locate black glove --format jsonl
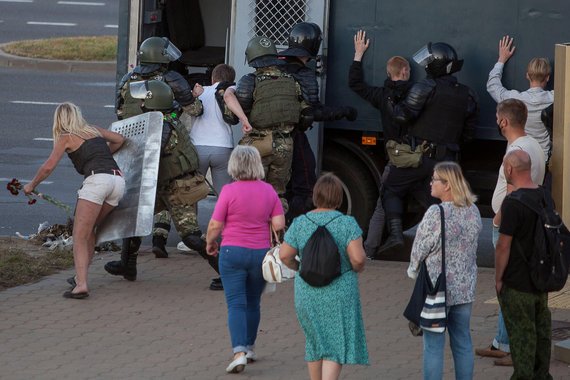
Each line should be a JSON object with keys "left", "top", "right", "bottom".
{"left": 343, "top": 106, "right": 357, "bottom": 121}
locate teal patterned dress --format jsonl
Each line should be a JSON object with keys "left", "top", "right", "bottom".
{"left": 284, "top": 210, "right": 369, "bottom": 365}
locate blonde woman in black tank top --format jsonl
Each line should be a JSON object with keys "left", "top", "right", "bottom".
{"left": 24, "top": 102, "right": 126, "bottom": 299}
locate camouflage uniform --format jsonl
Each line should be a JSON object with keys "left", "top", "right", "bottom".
{"left": 236, "top": 65, "right": 305, "bottom": 213}
{"left": 498, "top": 285, "right": 552, "bottom": 379}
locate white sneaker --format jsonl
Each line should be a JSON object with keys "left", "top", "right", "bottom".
{"left": 246, "top": 351, "right": 257, "bottom": 363}
{"left": 176, "top": 241, "right": 191, "bottom": 252}
{"left": 226, "top": 355, "right": 247, "bottom": 373}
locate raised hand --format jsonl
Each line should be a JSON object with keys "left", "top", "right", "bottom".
{"left": 498, "top": 35, "right": 516, "bottom": 64}
{"left": 354, "top": 29, "right": 370, "bottom": 62}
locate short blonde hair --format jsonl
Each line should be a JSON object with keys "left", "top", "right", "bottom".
{"left": 227, "top": 145, "right": 265, "bottom": 181}
{"left": 312, "top": 172, "right": 343, "bottom": 209}
{"left": 527, "top": 58, "right": 551, "bottom": 83}
{"left": 52, "top": 102, "right": 100, "bottom": 146}
{"left": 387, "top": 56, "right": 410, "bottom": 79}
{"left": 434, "top": 161, "right": 477, "bottom": 207}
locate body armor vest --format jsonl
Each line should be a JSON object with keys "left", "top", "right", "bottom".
{"left": 158, "top": 114, "right": 200, "bottom": 186}
{"left": 249, "top": 68, "right": 301, "bottom": 131}
{"left": 409, "top": 81, "right": 469, "bottom": 145}
{"left": 119, "top": 71, "right": 166, "bottom": 119}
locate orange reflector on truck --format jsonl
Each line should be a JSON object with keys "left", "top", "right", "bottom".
{"left": 362, "top": 136, "right": 376, "bottom": 145}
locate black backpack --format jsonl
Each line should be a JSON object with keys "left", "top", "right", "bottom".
{"left": 507, "top": 188, "right": 570, "bottom": 292}
{"left": 299, "top": 214, "right": 342, "bottom": 287}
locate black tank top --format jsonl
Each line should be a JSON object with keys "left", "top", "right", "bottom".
{"left": 67, "top": 136, "right": 119, "bottom": 175}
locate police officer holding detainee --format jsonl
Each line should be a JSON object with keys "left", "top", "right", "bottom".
{"left": 224, "top": 36, "right": 309, "bottom": 214}
{"left": 377, "top": 42, "right": 478, "bottom": 254}
{"left": 105, "top": 80, "right": 220, "bottom": 287}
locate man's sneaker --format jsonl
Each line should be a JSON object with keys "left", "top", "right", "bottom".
{"left": 475, "top": 344, "right": 509, "bottom": 358}
{"left": 210, "top": 277, "right": 223, "bottom": 291}
{"left": 493, "top": 354, "right": 513, "bottom": 366}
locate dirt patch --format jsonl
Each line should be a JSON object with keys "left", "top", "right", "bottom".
{"left": 0, "top": 236, "right": 74, "bottom": 290}
{"left": 0, "top": 231, "right": 121, "bottom": 290}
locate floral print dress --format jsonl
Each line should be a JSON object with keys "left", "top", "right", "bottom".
{"left": 284, "top": 210, "right": 369, "bottom": 364}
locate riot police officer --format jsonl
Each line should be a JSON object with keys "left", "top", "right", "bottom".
{"left": 279, "top": 22, "right": 357, "bottom": 223}
{"left": 378, "top": 42, "right": 478, "bottom": 253}
{"left": 224, "top": 36, "right": 309, "bottom": 213}
{"left": 115, "top": 36, "right": 206, "bottom": 260}
{"left": 105, "top": 80, "right": 219, "bottom": 286}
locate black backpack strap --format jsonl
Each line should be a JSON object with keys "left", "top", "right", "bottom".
{"left": 438, "top": 205, "right": 446, "bottom": 275}
{"left": 304, "top": 212, "right": 342, "bottom": 227}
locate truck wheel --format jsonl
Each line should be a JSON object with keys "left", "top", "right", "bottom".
{"left": 323, "top": 149, "right": 378, "bottom": 232}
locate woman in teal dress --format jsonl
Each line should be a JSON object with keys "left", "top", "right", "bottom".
{"left": 280, "top": 173, "right": 369, "bottom": 380}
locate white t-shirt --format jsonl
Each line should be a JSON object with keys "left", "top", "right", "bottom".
{"left": 190, "top": 82, "right": 236, "bottom": 148}
{"left": 491, "top": 135, "right": 546, "bottom": 214}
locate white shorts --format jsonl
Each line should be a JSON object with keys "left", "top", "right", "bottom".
{"left": 77, "top": 173, "right": 125, "bottom": 206}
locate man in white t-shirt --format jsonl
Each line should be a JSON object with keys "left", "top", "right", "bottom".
{"left": 476, "top": 98, "right": 545, "bottom": 365}
{"left": 152, "top": 65, "right": 238, "bottom": 291}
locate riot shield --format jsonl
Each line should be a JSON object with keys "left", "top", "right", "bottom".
{"left": 96, "top": 112, "right": 163, "bottom": 244}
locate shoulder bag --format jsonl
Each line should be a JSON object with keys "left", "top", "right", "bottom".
{"left": 403, "top": 205, "right": 448, "bottom": 334}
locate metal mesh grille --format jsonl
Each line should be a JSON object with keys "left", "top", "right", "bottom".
{"left": 252, "top": 0, "right": 308, "bottom": 46}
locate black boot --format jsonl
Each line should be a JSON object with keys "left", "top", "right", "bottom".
{"left": 152, "top": 235, "right": 168, "bottom": 258}
{"left": 183, "top": 232, "right": 220, "bottom": 275}
{"left": 104, "top": 237, "right": 141, "bottom": 281}
{"left": 376, "top": 217, "right": 404, "bottom": 255}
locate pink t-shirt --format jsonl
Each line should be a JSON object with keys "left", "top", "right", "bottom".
{"left": 211, "top": 180, "right": 283, "bottom": 249}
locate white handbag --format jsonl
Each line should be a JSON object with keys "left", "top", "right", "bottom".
{"left": 262, "top": 245, "right": 283, "bottom": 283}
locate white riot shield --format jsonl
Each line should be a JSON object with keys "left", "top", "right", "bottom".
{"left": 96, "top": 112, "right": 163, "bottom": 244}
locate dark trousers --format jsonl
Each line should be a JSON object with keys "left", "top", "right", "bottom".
{"left": 382, "top": 157, "right": 437, "bottom": 219}
{"left": 498, "top": 284, "right": 552, "bottom": 380}
{"left": 286, "top": 131, "right": 316, "bottom": 222}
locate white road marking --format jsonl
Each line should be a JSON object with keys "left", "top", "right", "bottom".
{"left": 57, "top": 1, "right": 104, "bottom": 5}
{"left": 33, "top": 138, "right": 54, "bottom": 141}
{"left": 104, "top": 24, "right": 118, "bottom": 28}
{"left": 27, "top": 21, "right": 77, "bottom": 27}
{"left": 0, "top": 0, "right": 33, "bottom": 3}
{"left": 11, "top": 101, "right": 60, "bottom": 106}
{"left": 11, "top": 101, "right": 114, "bottom": 109}
{"left": 1, "top": 178, "right": 53, "bottom": 184}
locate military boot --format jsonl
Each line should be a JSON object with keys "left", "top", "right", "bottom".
{"left": 152, "top": 235, "right": 168, "bottom": 258}
{"left": 104, "top": 237, "right": 141, "bottom": 281}
{"left": 376, "top": 217, "right": 404, "bottom": 254}
{"left": 182, "top": 231, "right": 221, "bottom": 281}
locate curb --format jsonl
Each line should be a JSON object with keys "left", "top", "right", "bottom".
{"left": 0, "top": 43, "right": 116, "bottom": 73}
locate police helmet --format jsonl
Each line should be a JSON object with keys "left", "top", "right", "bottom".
{"left": 129, "top": 80, "right": 174, "bottom": 110}
{"left": 280, "top": 22, "right": 323, "bottom": 58}
{"left": 413, "top": 42, "right": 464, "bottom": 77}
{"left": 245, "top": 36, "right": 278, "bottom": 67}
{"left": 138, "top": 37, "right": 182, "bottom": 64}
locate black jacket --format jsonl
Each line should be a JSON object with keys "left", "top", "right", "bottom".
{"left": 394, "top": 75, "right": 478, "bottom": 145}
{"left": 348, "top": 61, "right": 411, "bottom": 141}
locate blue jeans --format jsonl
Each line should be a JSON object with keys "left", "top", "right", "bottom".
{"left": 423, "top": 303, "right": 474, "bottom": 380}
{"left": 492, "top": 226, "right": 510, "bottom": 352}
{"left": 219, "top": 245, "right": 267, "bottom": 354}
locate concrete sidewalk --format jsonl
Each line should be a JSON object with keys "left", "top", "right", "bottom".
{"left": 1, "top": 247, "right": 569, "bottom": 379}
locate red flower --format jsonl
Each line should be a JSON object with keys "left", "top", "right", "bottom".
{"left": 28, "top": 198, "right": 37, "bottom": 205}
{"left": 7, "top": 178, "right": 21, "bottom": 195}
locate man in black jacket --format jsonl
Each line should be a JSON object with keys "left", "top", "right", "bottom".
{"left": 381, "top": 42, "right": 478, "bottom": 253}
{"left": 348, "top": 29, "right": 412, "bottom": 258}
{"left": 279, "top": 23, "right": 357, "bottom": 223}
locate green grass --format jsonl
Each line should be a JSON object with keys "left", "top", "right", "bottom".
{"left": 2, "top": 36, "right": 117, "bottom": 61}
{"left": 0, "top": 247, "right": 74, "bottom": 290}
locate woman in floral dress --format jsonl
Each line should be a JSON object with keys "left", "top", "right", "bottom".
{"left": 280, "top": 172, "right": 369, "bottom": 380}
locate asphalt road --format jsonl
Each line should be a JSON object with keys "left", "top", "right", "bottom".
{"left": 0, "top": 0, "right": 119, "bottom": 44}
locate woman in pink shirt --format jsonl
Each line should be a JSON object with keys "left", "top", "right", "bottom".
{"left": 206, "top": 146, "right": 285, "bottom": 374}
